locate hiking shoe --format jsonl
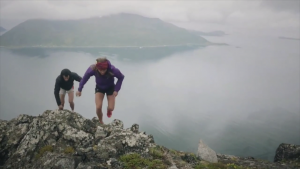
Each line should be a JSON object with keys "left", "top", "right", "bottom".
{"left": 107, "top": 110, "right": 112, "bottom": 118}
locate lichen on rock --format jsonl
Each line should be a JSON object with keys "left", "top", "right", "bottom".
{"left": 0, "top": 110, "right": 299, "bottom": 169}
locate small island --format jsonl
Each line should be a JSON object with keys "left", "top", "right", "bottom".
{"left": 278, "top": 36, "right": 300, "bottom": 41}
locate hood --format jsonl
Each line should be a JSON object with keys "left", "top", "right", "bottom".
{"left": 60, "top": 69, "right": 71, "bottom": 78}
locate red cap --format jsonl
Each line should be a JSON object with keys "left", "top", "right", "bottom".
{"left": 96, "top": 61, "right": 108, "bottom": 70}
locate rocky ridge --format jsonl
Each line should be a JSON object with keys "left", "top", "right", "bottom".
{"left": 0, "top": 109, "right": 299, "bottom": 169}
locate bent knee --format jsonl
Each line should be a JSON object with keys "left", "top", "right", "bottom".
{"left": 96, "top": 104, "right": 103, "bottom": 110}
{"left": 108, "top": 106, "right": 114, "bottom": 111}
{"left": 69, "top": 101, "right": 74, "bottom": 104}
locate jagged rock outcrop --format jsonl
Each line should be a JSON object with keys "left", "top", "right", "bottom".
{"left": 274, "top": 143, "right": 300, "bottom": 165}
{"left": 0, "top": 110, "right": 299, "bottom": 169}
{"left": 0, "top": 110, "right": 156, "bottom": 169}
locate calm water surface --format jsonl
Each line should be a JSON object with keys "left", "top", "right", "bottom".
{"left": 0, "top": 34, "right": 299, "bottom": 161}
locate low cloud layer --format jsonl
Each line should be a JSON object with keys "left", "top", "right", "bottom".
{"left": 0, "top": 1, "right": 299, "bottom": 37}
{"left": 260, "top": 0, "right": 300, "bottom": 13}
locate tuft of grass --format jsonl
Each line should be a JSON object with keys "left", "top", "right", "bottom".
{"left": 35, "top": 145, "right": 53, "bottom": 159}
{"left": 149, "top": 146, "right": 172, "bottom": 166}
{"left": 149, "top": 147, "right": 164, "bottom": 159}
{"left": 169, "top": 149, "right": 178, "bottom": 155}
{"left": 226, "top": 163, "right": 251, "bottom": 169}
{"left": 119, "top": 153, "right": 168, "bottom": 169}
{"left": 230, "top": 157, "right": 238, "bottom": 161}
{"left": 190, "top": 153, "right": 197, "bottom": 157}
{"left": 64, "top": 146, "right": 75, "bottom": 154}
{"left": 195, "top": 163, "right": 210, "bottom": 169}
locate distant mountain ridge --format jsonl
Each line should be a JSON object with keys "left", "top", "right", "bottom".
{"left": 0, "top": 13, "right": 212, "bottom": 47}
{"left": 0, "top": 27, "right": 6, "bottom": 32}
{"left": 190, "top": 30, "right": 227, "bottom": 36}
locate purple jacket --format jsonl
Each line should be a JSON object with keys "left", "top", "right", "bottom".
{"left": 78, "top": 60, "right": 124, "bottom": 92}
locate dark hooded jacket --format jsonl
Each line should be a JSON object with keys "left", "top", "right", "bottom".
{"left": 54, "top": 69, "right": 82, "bottom": 106}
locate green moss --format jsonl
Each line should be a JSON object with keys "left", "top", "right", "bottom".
{"left": 149, "top": 146, "right": 172, "bottom": 166}
{"left": 35, "top": 145, "right": 53, "bottom": 159}
{"left": 169, "top": 149, "right": 178, "bottom": 155}
{"left": 194, "top": 162, "right": 249, "bottom": 169}
{"left": 183, "top": 152, "right": 199, "bottom": 161}
{"left": 147, "top": 159, "right": 168, "bottom": 169}
{"left": 149, "top": 147, "right": 164, "bottom": 159}
{"left": 64, "top": 146, "right": 75, "bottom": 154}
{"left": 226, "top": 163, "right": 250, "bottom": 169}
{"left": 190, "top": 153, "right": 197, "bottom": 157}
{"left": 195, "top": 163, "right": 209, "bottom": 169}
{"left": 119, "top": 153, "right": 168, "bottom": 169}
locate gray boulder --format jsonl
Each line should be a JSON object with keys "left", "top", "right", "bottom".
{"left": 197, "top": 139, "right": 218, "bottom": 163}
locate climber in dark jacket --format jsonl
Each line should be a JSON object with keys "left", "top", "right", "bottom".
{"left": 54, "top": 69, "right": 82, "bottom": 112}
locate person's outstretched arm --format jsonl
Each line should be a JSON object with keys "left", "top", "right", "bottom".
{"left": 113, "top": 67, "right": 125, "bottom": 92}
{"left": 54, "top": 77, "right": 61, "bottom": 106}
{"left": 78, "top": 66, "right": 94, "bottom": 92}
{"left": 72, "top": 72, "right": 82, "bottom": 82}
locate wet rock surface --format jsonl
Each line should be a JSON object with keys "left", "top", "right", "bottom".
{"left": 0, "top": 110, "right": 299, "bottom": 169}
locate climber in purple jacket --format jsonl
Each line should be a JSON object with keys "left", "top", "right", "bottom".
{"left": 76, "top": 57, "right": 125, "bottom": 124}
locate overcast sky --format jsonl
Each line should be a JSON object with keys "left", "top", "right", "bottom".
{"left": 0, "top": 0, "right": 299, "bottom": 37}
